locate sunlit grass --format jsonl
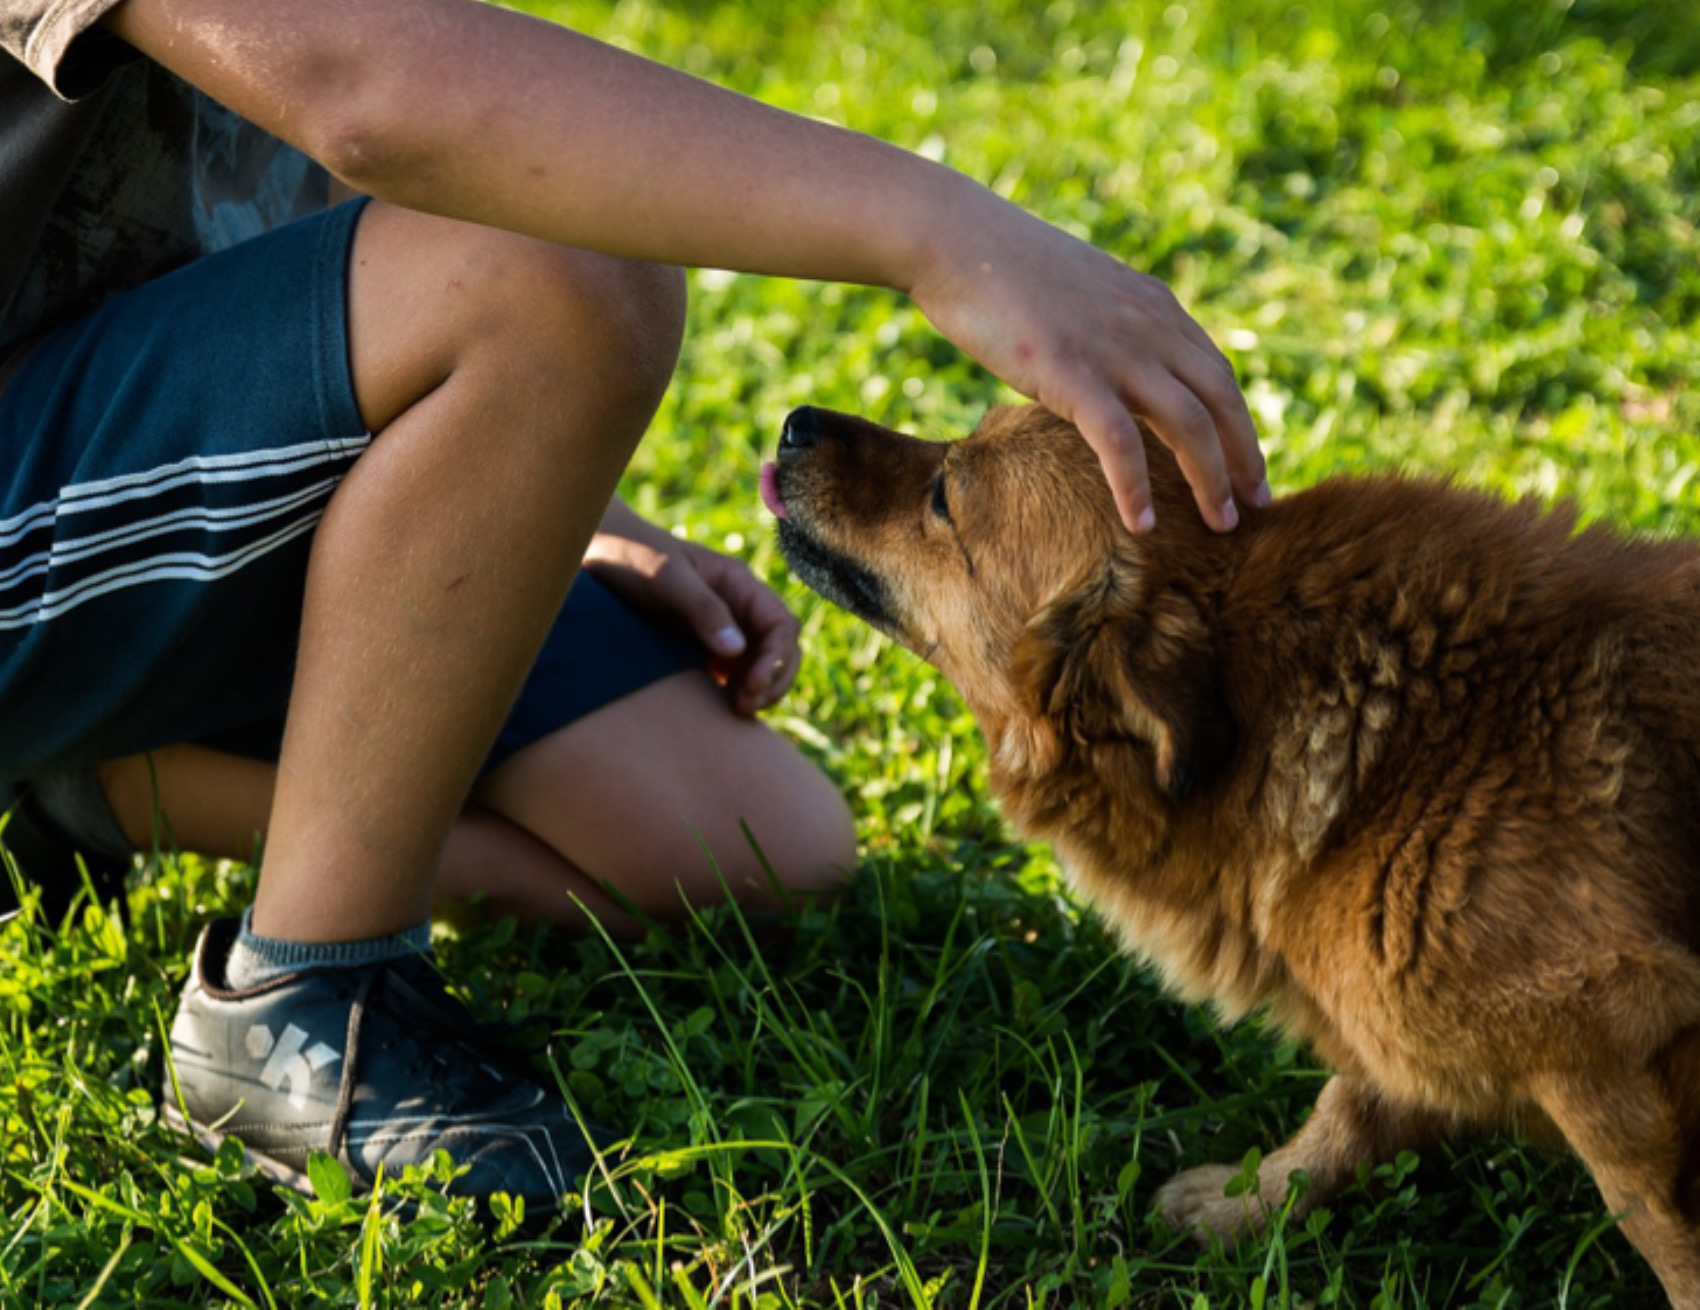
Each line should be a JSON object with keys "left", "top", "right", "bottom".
{"left": 3, "top": 0, "right": 1696, "bottom": 1304}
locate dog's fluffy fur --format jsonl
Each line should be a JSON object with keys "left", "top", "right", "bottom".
{"left": 771, "top": 403, "right": 1700, "bottom": 1303}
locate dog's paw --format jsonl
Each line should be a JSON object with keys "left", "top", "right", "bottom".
{"left": 1153, "top": 1164, "right": 1274, "bottom": 1247}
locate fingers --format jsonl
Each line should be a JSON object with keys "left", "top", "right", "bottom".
{"left": 1131, "top": 369, "right": 1240, "bottom": 532}
{"left": 1170, "top": 302, "right": 1238, "bottom": 385}
{"left": 1067, "top": 386, "right": 1156, "bottom": 533}
{"left": 1071, "top": 343, "right": 1267, "bottom": 535}
{"left": 1170, "top": 329, "right": 1270, "bottom": 512}
{"left": 734, "top": 580, "right": 801, "bottom": 715}
{"left": 731, "top": 631, "right": 799, "bottom": 716}
{"left": 686, "top": 548, "right": 801, "bottom": 715}
{"left": 1129, "top": 282, "right": 1268, "bottom": 525}
{"left": 648, "top": 551, "right": 745, "bottom": 659}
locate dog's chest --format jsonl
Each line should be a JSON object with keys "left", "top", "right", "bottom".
{"left": 1053, "top": 840, "right": 1282, "bottom": 1023}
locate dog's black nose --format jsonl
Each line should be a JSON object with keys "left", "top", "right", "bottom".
{"left": 781, "top": 406, "right": 821, "bottom": 452}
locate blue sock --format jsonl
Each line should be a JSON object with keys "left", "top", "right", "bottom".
{"left": 223, "top": 906, "right": 432, "bottom": 989}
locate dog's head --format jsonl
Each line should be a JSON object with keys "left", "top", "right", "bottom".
{"left": 766, "top": 404, "right": 1236, "bottom": 801}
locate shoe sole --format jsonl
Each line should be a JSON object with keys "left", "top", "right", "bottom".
{"left": 160, "top": 1100, "right": 566, "bottom": 1226}
{"left": 162, "top": 1100, "right": 322, "bottom": 1197}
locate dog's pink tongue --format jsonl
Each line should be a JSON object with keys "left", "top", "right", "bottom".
{"left": 759, "top": 461, "right": 789, "bottom": 519}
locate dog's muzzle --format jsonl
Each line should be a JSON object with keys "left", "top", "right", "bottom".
{"left": 766, "top": 406, "right": 901, "bottom": 634}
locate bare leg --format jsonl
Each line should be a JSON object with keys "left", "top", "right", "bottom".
{"left": 97, "top": 673, "right": 855, "bottom": 934}
{"left": 1153, "top": 1074, "right": 1451, "bottom": 1244}
{"left": 470, "top": 669, "right": 855, "bottom": 919}
{"left": 245, "top": 202, "right": 685, "bottom": 942}
{"left": 98, "top": 742, "right": 627, "bottom": 923}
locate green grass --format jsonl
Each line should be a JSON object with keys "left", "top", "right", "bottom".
{"left": 5, "top": 0, "right": 1699, "bottom": 1304}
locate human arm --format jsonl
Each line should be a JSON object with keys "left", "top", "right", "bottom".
{"left": 103, "top": 0, "right": 1266, "bottom": 531}
{"left": 584, "top": 501, "right": 799, "bottom": 717}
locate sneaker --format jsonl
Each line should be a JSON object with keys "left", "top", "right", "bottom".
{"left": 0, "top": 781, "right": 130, "bottom": 923}
{"left": 162, "top": 918, "right": 604, "bottom": 1205}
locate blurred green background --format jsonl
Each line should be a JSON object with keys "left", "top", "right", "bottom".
{"left": 515, "top": 0, "right": 1699, "bottom": 543}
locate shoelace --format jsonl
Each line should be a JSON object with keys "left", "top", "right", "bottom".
{"left": 388, "top": 957, "right": 553, "bottom": 1067}
{"left": 322, "top": 959, "right": 550, "bottom": 1168}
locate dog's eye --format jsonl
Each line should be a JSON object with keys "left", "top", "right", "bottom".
{"left": 930, "top": 474, "right": 953, "bottom": 524}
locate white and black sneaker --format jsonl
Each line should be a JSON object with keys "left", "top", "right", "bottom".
{"left": 163, "top": 919, "right": 603, "bottom": 1206}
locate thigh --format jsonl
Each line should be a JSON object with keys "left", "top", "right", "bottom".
{"left": 473, "top": 668, "right": 856, "bottom": 916}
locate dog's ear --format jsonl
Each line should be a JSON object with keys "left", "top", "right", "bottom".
{"left": 1011, "top": 562, "right": 1235, "bottom": 801}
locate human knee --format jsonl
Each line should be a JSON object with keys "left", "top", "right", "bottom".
{"left": 350, "top": 205, "right": 686, "bottom": 430}
{"left": 780, "top": 780, "right": 857, "bottom": 895}
{"left": 513, "top": 247, "right": 686, "bottom": 416}
{"left": 724, "top": 756, "right": 857, "bottom": 904}
{"left": 472, "top": 236, "right": 683, "bottom": 396}
{"left": 612, "top": 735, "right": 855, "bottom": 914}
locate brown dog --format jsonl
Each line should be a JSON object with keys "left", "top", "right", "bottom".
{"left": 764, "top": 402, "right": 1700, "bottom": 1304}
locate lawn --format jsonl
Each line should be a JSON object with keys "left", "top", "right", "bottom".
{"left": 4, "top": 0, "right": 1699, "bottom": 1305}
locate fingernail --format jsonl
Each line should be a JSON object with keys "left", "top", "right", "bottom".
{"left": 1252, "top": 478, "right": 1273, "bottom": 509}
{"left": 1136, "top": 507, "right": 1157, "bottom": 533}
{"left": 713, "top": 625, "right": 746, "bottom": 655}
{"left": 1219, "top": 498, "right": 1240, "bottom": 531}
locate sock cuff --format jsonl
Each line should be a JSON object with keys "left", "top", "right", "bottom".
{"left": 226, "top": 906, "right": 432, "bottom": 989}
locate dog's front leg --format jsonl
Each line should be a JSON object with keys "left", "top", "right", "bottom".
{"left": 1153, "top": 1074, "right": 1448, "bottom": 1247}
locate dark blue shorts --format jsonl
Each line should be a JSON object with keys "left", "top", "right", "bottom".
{"left": 0, "top": 199, "right": 703, "bottom": 781}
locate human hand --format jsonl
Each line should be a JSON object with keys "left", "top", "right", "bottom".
{"left": 584, "top": 532, "right": 800, "bottom": 716}
{"left": 904, "top": 185, "right": 1268, "bottom": 534}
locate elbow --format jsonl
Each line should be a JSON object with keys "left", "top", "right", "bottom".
{"left": 104, "top": 0, "right": 457, "bottom": 202}
{"left": 311, "top": 120, "right": 390, "bottom": 195}
{"left": 285, "top": 35, "right": 437, "bottom": 200}
{"left": 303, "top": 100, "right": 426, "bottom": 199}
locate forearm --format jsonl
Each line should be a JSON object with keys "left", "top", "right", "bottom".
{"left": 104, "top": 0, "right": 1268, "bottom": 534}
{"left": 586, "top": 497, "right": 672, "bottom": 562}
{"left": 104, "top": 0, "right": 974, "bottom": 291}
